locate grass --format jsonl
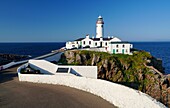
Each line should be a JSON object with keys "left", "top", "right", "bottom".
{"left": 58, "top": 50, "right": 157, "bottom": 91}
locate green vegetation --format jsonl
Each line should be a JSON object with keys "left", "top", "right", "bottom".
{"left": 58, "top": 50, "right": 169, "bottom": 106}
{"left": 59, "top": 50, "right": 157, "bottom": 91}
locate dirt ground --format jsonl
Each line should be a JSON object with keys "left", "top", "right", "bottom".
{"left": 0, "top": 66, "right": 116, "bottom": 108}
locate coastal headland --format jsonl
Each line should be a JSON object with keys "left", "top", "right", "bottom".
{"left": 1, "top": 49, "right": 170, "bottom": 107}
{"left": 58, "top": 50, "right": 170, "bottom": 107}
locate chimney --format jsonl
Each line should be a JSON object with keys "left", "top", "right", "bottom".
{"left": 86, "top": 34, "right": 90, "bottom": 38}
{"left": 92, "top": 35, "right": 94, "bottom": 39}
{"left": 100, "top": 37, "right": 103, "bottom": 41}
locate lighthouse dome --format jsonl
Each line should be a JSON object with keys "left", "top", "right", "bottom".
{"left": 96, "top": 16, "right": 104, "bottom": 24}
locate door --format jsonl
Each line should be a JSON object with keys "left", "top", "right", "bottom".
{"left": 113, "top": 49, "right": 115, "bottom": 54}
{"left": 122, "top": 49, "right": 124, "bottom": 54}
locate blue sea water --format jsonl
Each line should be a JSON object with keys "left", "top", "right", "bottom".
{"left": 0, "top": 42, "right": 169, "bottom": 74}
{"left": 0, "top": 42, "right": 65, "bottom": 58}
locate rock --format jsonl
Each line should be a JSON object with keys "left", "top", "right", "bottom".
{"left": 147, "top": 57, "right": 165, "bottom": 73}
{"left": 154, "top": 73, "right": 161, "bottom": 79}
{"left": 0, "top": 53, "right": 28, "bottom": 65}
{"left": 102, "top": 59, "right": 108, "bottom": 68}
{"left": 65, "top": 51, "right": 75, "bottom": 59}
{"left": 91, "top": 54, "right": 100, "bottom": 66}
{"left": 81, "top": 54, "right": 87, "bottom": 64}
{"left": 76, "top": 54, "right": 82, "bottom": 64}
{"left": 167, "top": 87, "right": 170, "bottom": 107}
{"left": 150, "top": 84, "right": 162, "bottom": 101}
{"left": 59, "top": 50, "right": 169, "bottom": 106}
{"left": 138, "top": 73, "right": 144, "bottom": 80}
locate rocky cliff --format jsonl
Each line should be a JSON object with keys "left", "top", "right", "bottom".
{"left": 0, "top": 54, "right": 28, "bottom": 66}
{"left": 58, "top": 50, "right": 170, "bottom": 107}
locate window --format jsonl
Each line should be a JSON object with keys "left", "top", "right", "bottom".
{"left": 77, "top": 41, "right": 78, "bottom": 44}
{"left": 116, "top": 45, "right": 119, "bottom": 48}
{"left": 83, "top": 41, "right": 85, "bottom": 45}
{"left": 95, "top": 42, "right": 97, "bottom": 46}
{"left": 56, "top": 68, "right": 69, "bottom": 73}
{"left": 89, "top": 41, "right": 91, "bottom": 45}
{"left": 116, "top": 49, "right": 118, "bottom": 52}
{"left": 105, "top": 42, "right": 107, "bottom": 46}
{"left": 122, "top": 44, "right": 125, "bottom": 48}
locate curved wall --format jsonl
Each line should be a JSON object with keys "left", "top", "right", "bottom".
{"left": 17, "top": 68, "right": 166, "bottom": 108}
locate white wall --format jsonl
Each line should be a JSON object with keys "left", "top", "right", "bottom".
{"left": 29, "top": 60, "right": 57, "bottom": 74}
{"left": 102, "top": 41, "right": 109, "bottom": 47}
{"left": 66, "top": 41, "right": 79, "bottom": 49}
{"left": 108, "top": 43, "right": 132, "bottom": 55}
{"left": 59, "top": 65, "right": 97, "bottom": 79}
{"left": 34, "top": 52, "right": 62, "bottom": 61}
{"left": 66, "top": 42, "right": 72, "bottom": 49}
{"left": 24, "top": 60, "right": 97, "bottom": 79}
{"left": 18, "top": 73, "right": 166, "bottom": 108}
{"left": 110, "top": 37, "right": 121, "bottom": 42}
{"left": 17, "top": 63, "right": 28, "bottom": 73}
{"left": 81, "top": 38, "right": 93, "bottom": 48}
{"left": 80, "top": 47, "right": 107, "bottom": 53}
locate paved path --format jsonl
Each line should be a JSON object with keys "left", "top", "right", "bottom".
{"left": 0, "top": 66, "right": 116, "bottom": 108}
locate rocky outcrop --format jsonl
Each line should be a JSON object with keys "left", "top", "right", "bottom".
{"left": 147, "top": 56, "right": 165, "bottom": 73}
{"left": 58, "top": 50, "right": 170, "bottom": 107}
{"left": 0, "top": 53, "right": 28, "bottom": 65}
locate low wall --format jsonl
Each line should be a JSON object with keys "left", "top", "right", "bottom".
{"left": 18, "top": 73, "right": 166, "bottom": 108}
{"left": 28, "top": 60, "right": 97, "bottom": 78}
{"left": 80, "top": 47, "right": 107, "bottom": 52}
{"left": 17, "top": 63, "right": 28, "bottom": 73}
{"left": 34, "top": 52, "right": 62, "bottom": 61}
{"left": 0, "top": 52, "right": 62, "bottom": 71}
{"left": 0, "top": 60, "right": 28, "bottom": 70}
{"left": 38, "top": 52, "right": 63, "bottom": 62}
{"left": 29, "top": 60, "right": 57, "bottom": 74}
{"left": 59, "top": 65, "right": 97, "bottom": 79}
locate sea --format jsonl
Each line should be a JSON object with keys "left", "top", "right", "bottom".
{"left": 0, "top": 42, "right": 170, "bottom": 74}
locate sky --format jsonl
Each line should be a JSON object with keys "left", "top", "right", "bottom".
{"left": 0, "top": 0, "right": 170, "bottom": 42}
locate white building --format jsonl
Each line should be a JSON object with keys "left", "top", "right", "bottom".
{"left": 66, "top": 16, "right": 133, "bottom": 55}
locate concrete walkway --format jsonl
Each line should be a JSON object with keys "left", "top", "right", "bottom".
{"left": 0, "top": 66, "right": 116, "bottom": 108}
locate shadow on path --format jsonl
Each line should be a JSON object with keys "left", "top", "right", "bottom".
{"left": 0, "top": 67, "right": 18, "bottom": 83}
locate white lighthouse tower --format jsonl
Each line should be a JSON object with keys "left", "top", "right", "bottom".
{"left": 96, "top": 15, "right": 104, "bottom": 38}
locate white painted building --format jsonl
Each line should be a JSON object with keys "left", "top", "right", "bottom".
{"left": 66, "top": 16, "right": 133, "bottom": 55}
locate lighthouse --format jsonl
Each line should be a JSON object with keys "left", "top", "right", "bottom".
{"left": 96, "top": 15, "right": 104, "bottom": 38}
